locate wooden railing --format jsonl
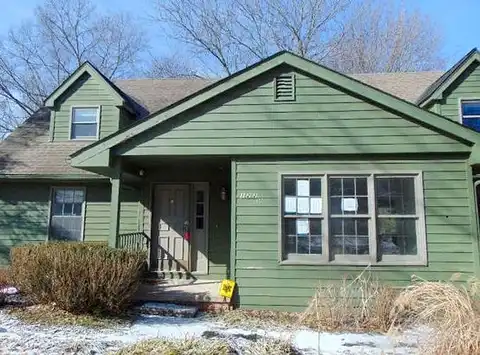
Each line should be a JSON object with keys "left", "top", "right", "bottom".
{"left": 117, "top": 232, "right": 150, "bottom": 252}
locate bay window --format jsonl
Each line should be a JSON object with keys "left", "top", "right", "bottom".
{"left": 281, "top": 173, "right": 426, "bottom": 265}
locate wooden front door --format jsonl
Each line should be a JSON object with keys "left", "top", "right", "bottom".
{"left": 153, "top": 184, "right": 191, "bottom": 272}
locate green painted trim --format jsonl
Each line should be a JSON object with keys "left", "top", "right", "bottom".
{"left": 49, "top": 110, "right": 55, "bottom": 142}
{"left": 230, "top": 159, "right": 237, "bottom": 280}
{"left": 109, "top": 160, "right": 122, "bottom": 248}
{"left": 72, "top": 149, "right": 110, "bottom": 168}
{"left": 470, "top": 167, "right": 480, "bottom": 277}
{"left": 44, "top": 62, "right": 124, "bottom": 108}
{"left": 0, "top": 174, "right": 107, "bottom": 181}
{"left": 71, "top": 51, "right": 480, "bottom": 169}
{"left": 419, "top": 50, "right": 480, "bottom": 107}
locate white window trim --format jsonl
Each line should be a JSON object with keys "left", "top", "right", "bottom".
{"left": 277, "top": 171, "right": 427, "bottom": 266}
{"left": 47, "top": 186, "right": 86, "bottom": 242}
{"left": 69, "top": 105, "right": 101, "bottom": 141}
{"left": 458, "top": 98, "right": 480, "bottom": 124}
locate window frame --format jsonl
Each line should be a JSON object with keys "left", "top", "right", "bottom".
{"left": 47, "top": 186, "right": 86, "bottom": 242}
{"left": 459, "top": 98, "right": 480, "bottom": 126}
{"left": 69, "top": 105, "right": 101, "bottom": 141}
{"left": 278, "top": 171, "right": 426, "bottom": 266}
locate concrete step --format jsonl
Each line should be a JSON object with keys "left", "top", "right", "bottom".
{"left": 134, "top": 302, "right": 199, "bottom": 318}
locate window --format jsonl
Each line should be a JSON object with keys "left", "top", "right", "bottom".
{"left": 49, "top": 188, "right": 85, "bottom": 241}
{"left": 281, "top": 173, "right": 425, "bottom": 265}
{"left": 460, "top": 100, "right": 480, "bottom": 132}
{"left": 70, "top": 107, "right": 99, "bottom": 139}
{"left": 195, "top": 190, "right": 205, "bottom": 230}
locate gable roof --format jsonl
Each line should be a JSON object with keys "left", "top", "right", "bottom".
{"left": 44, "top": 61, "right": 135, "bottom": 113}
{"left": 417, "top": 48, "right": 480, "bottom": 107}
{"left": 71, "top": 51, "right": 480, "bottom": 168}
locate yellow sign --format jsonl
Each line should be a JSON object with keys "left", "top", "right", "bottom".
{"left": 219, "top": 279, "right": 236, "bottom": 299}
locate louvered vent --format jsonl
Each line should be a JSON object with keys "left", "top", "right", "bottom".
{"left": 274, "top": 73, "right": 295, "bottom": 101}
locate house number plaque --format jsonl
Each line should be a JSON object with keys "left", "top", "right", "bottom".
{"left": 238, "top": 192, "right": 261, "bottom": 199}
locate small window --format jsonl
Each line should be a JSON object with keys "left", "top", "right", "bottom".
{"left": 280, "top": 173, "right": 426, "bottom": 265}
{"left": 71, "top": 107, "right": 99, "bottom": 140}
{"left": 50, "top": 188, "right": 85, "bottom": 241}
{"left": 195, "top": 190, "right": 205, "bottom": 230}
{"left": 274, "top": 74, "right": 295, "bottom": 101}
{"left": 461, "top": 100, "right": 480, "bottom": 131}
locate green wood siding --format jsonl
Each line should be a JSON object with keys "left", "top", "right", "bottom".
{"left": 141, "top": 161, "right": 230, "bottom": 280}
{"left": 233, "top": 158, "right": 475, "bottom": 311}
{"left": 83, "top": 185, "right": 111, "bottom": 242}
{"left": 119, "top": 188, "right": 141, "bottom": 234}
{"left": 118, "top": 68, "right": 468, "bottom": 157}
{"left": 434, "top": 62, "right": 480, "bottom": 120}
{"left": 0, "top": 183, "right": 50, "bottom": 264}
{"left": 52, "top": 73, "right": 120, "bottom": 141}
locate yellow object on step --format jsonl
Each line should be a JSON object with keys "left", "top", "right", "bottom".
{"left": 219, "top": 279, "right": 236, "bottom": 299}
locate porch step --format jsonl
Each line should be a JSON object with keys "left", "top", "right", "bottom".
{"left": 134, "top": 302, "right": 198, "bottom": 318}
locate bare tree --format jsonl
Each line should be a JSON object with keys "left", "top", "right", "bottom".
{"left": 146, "top": 55, "right": 201, "bottom": 78}
{"left": 0, "top": 0, "right": 147, "bottom": 138}
{"left": 326, "top": 0, "right": 444, "bottom": 73}
{"left": 153, "top": 0, "right": 444, "bottom": 75}
{"left": 153, "top": 0, "right": 352, "bottom": 75}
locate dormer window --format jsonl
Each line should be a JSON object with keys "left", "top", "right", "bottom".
{"left": 70, "top": 106, "right": 100, "bottom": 140}
{"left": 460, "top": 100, "right": 480, "bottom": 132}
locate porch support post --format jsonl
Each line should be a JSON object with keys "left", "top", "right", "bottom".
{"left": 109, "top": 159, "right": 122, "bottom": 248}
{"left": 468, "top": 165, "right": 480, "bottom": 277}
{"left": 230, "top": 159, "right": 237, "bottom": 280}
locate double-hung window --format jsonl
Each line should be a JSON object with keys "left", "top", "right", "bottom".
{"left": 281, "top": 173, "right": 426, "bottom": 265}
{"left": 70, "top": 107, "right": 99, "bottom": 140}
{"left": 460, "top": 100, "right": 480, "bottom": 132}
{"left": 49, "top": 188, "right": 85, "bottom": 241}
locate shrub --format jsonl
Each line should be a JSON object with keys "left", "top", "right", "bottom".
{"left": 0, "top": 267, "right": 11, "bottom": 305}
{"left": 10, "top": 242, "right": 146, "bottom": 315}
{"left": 115, "top": 338, "right": 233, "bottom": 355}
{"left": 299, "top": 268, "right": 397, "bottom": 332}
{"left": 391, "top": 275, "right": 480, "bottom": 355}
{"left": 244, "top": 338, "right": 300, "bottom": 355}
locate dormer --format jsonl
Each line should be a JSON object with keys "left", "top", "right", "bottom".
{"left": 44, "top": 62, "right": 136, "bottom": 141}
{"left": 418, "top": 48, "right": 480, "bottom": 131}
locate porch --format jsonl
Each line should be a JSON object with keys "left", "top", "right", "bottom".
{"left": 111, "top": 157, "right": 232, "bottom": 305}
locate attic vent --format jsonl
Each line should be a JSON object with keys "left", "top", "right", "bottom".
{"left": 274, "top": 73, "right": 295, "bottom": 101}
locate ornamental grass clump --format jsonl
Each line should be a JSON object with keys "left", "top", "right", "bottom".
{"left": 391, "top": 274, "right": 480, "bottom": 355}
{"left": 10, "top": 242, "right": 146, "bottom": 315}
{"left": 299, "top": 268, "right": 397, "bottom": 332}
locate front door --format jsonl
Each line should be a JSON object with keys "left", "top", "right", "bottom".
{"left": 153, "top": 184, "right": 191, "bottom": 272}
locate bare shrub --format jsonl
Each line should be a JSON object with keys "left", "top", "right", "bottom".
{"left": 10, "top": 242, "right": 146, "bottom": 315}
{"left": 0, "top": 267, "right": 11, "bottom": 305}
{"left": 115, "top": 337, "right": 233, "bottom": 355}
{"left": 299, "top": 268, "right": 397, "bottom": 332}
{"left": 391, "top": 275, "right": 480, "bottom": 355}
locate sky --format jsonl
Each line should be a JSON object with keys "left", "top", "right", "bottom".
{"left": 0, "top": 0, "right": 479, "bottom": 68}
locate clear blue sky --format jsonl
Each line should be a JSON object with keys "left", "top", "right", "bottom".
{"left": 1, "top": 0, "right": 479, "bottom": 68}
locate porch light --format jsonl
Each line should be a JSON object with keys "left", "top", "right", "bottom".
{"left": 220, "top": 187, "right": 227, "bottom": 201}
{"left": 139, "top": 169, "right": 145, "bottom": 176}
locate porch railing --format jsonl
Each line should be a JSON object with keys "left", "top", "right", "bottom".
{"left": 117, "top": 232, "right": 150, "bottom": 252}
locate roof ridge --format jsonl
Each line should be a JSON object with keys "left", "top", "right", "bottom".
{"left": 115, "top": 77, "right": 214, "bottom": 82}
{"left": 351, "top": 70, "right": 445, "bottom": 76}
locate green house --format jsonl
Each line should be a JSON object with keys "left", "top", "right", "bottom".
{"left": 2, "top": 49, "right": 480, "bottom": 310}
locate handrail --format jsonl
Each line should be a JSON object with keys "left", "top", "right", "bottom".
{"left": 117, "top": 231, "right": 150, "bottom": 251}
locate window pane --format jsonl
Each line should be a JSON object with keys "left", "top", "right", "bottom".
{"left": 50, "top": 216, "right": 82, "bottom": 241}
{"left": 55, "top": 190, "right": 65, "bottom": 203}
{"left": 71, "top": 123, "right": 97, "bottom": 138}
{"left": 462, "top": 101, "right": 480, "bottom": 116}
{"left": 196, "top": 203, "right": 204, "bottom": 216}
{"left": 343, "top": 178, "right": 354, "bottom": 195}
{"left": 284, "top": 218, "right": 296, "bottom": 236}
{"left": 286, "top": 235, "right": 296, "bottom": 254}
{"left": 284, "top": 178, "right": 296, "bottom": 196}
{"left": 375, "top": 177, "right": 415, "bottom": 215}
{"left": 310, "top": 235, "right": 322, "bottom": 254}
{"left": 463, "top": 117, "right": 480, "bottom": 132}
{"left": 329, "top": 178, "right": 342, "bottom": 195}
{"left": 63, "top": 203, "right": 73, "bottom": 215}
{"left": 310, "top": 178, "right": 321, "bottom": 196}
{"left": 64, "top": 189, "right": 74, "bottom": 203}
{"left": 72, "top": 108, "right": 98, "bottom": 123}
{"left": 329, "top": 177, "right": 369, "bottom": 215}
{"left": 53, "top": 203, "right": 63, "bottom": 216}
{"left": 195, "top": 217, "right": 204, "bottom": 230}
{"left": 310, "top": 219, "right": 322, "bottom": 235}
{"left": 378, "top": 218, "right": 417, "bottom": 255}
{"left": 196, "top": 191, "right": 204, "bottom": 203}
{"left": 74, "top": 190, "right": 85, "bottom": 203}
{"left": 298, "top": 235, "right": 309, "bottom": 253}
{"left": 73, "top": 203, "right": 82, "bottom": 216}
{"left": 331, "top": 218, "right": 369, "bottom": 255}
{"left": 50, "top": 188, "right": 84, "bottom": 240}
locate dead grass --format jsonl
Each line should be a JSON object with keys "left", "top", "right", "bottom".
{"left": 391, "top": 274, "right": 480, "bottom": 355}
{"left": 114, "top": 337, "right": 233, "bottom": 355}
{"left": 8, "top": 304, "right": 131, "bottom": 328}
{"left": 208, "top": 309, "right": 299, "bottom": 329}
{"left": 243, "top": 337, "right": 300, "bottom": 355}
{"left": 299, "top": 268, "right": 397, "bottom": 332}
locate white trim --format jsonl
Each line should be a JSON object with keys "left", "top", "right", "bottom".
{"left": 48, "top": 186, "right": 86, "bottom": 242}
{"left": 459, "top": 98, "right": 480, "bottom": 124}
{"left": 278, "top": 172, "right": 427, "bottom": 266}
{"left": 69, "top": 105, "right": 101, "bottom": 141}
{"left": 191, "top": 182, "right": 210, "bottom": 275}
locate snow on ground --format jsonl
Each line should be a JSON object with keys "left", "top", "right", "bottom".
{"left": 0, "top": 310, "right": 424, "bottom": 354}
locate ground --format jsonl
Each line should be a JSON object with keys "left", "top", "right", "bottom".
{"left": 0, "top": 308, "right": 425, "bottom": 354}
